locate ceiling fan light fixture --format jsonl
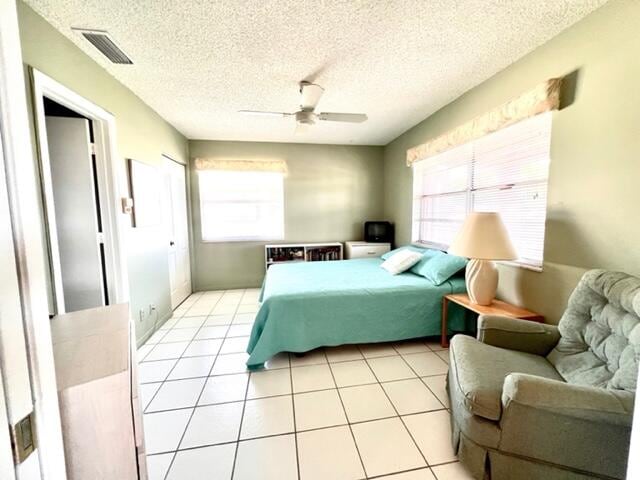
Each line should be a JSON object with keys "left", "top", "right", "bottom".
{"left": 295, "top": 111, "right": 316, "bottom": 125}
{"left": 299, "top": 81, "right": 324, "bottom": 110}
{"left": 239, "top": 81, "right": 368, "bottom": 130}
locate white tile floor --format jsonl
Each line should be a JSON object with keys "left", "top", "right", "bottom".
{"left": 139, "top": 289, "right": 473, "bottom": 480}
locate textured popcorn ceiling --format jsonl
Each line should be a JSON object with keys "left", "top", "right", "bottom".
{"left": 26, "top": 0, "right": 606, "bottom": 145}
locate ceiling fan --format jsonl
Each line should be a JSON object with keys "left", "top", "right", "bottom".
{"left": 239, "top": 81, "right": 368, "bottom": 133}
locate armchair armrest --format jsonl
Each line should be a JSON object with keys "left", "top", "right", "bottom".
{"left": 502, "top": 373, "right": 634, "bottom": 426}
{"left": 477, "top": 315, "right": 560, "bottom": 356}
{"left": 499, "top": 373, "right": 634, "bottom": 478}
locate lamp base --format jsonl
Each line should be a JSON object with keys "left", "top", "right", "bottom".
{"left": 466, "top": 259, "right": 498, "bottom": 306}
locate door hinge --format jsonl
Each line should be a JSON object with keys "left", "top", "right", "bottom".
{"left": 10, "top": 412, "right": 36, "bottom": 465}
{"left": 90, "top": 143, "right": 96, "bottom": 155}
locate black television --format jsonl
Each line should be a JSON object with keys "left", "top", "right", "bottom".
{"left": 364, "top": 221, "right": 394, "bottom": 243}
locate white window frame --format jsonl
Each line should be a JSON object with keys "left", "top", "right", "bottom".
{"left": 198, "top": 170, "right": 285, "bottom": 243}
{"left": 412, "top": 112, "right": 552, "bottom": 271}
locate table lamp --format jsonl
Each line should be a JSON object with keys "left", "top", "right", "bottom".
{"left": 448, "top": 212, "right": 517, "bottom": 306}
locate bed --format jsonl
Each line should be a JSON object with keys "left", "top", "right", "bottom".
{"left": 246, "top": 257, "right": 467, "bottom": 368}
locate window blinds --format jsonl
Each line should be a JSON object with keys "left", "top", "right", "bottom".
{"left": 199, "top": 170, "right": 284, "bottom": 242}
{"left": 412, "top": 112, "right": 552, "bottom": 269}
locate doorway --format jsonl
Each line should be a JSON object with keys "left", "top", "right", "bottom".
{"left": 163, "top": 156, "right": 192, "bottom": 308}
{"left": 31, "top": 69, "right": 130, "bottom": 315}
{"left": 40, "top": 99, "right": 109, "bottom": 313}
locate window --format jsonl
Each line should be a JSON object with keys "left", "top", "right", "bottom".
{"left": 412, "top": 112, "right": 551, "bottom": 269}
{"left": 199, "top": 170, "right": 284, "bottom": 242}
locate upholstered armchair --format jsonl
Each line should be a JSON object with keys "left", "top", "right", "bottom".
{"left": 447, "top": 269, "right": 638, "bottom": 479}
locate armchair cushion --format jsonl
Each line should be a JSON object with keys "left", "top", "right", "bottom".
{"left": 478, "top": 315, "right": 560, "bottom": 355}
{"left": 547, "top": 269, "right": 640, "bottom": 391}
{"left": 499, "top": 373, "right": 634, "bottom": 478}
{"left": 449, "top": 335, "right": 563, "bottom": 421}
{"left": 502, "top": 373, "right": 635, "bottom": 426}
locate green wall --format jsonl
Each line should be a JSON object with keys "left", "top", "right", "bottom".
{"left": 17, "top": 2, "right": 189, "bottom": 343}
{"left": 17, "top": 0, "right": 640, "bottom": 335}
{"left": 383, "top": 0, "right": 640, "bottom": 323}
{"left": 189, "top": 140, "right": 384, "bottom": 290}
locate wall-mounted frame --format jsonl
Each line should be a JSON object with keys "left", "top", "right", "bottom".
{"left": 127, "top": 158, "right": 162, "bottom": 227}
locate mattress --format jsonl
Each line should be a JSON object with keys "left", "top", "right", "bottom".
{"left": 246, "top": 257, "right": 467, "bottom": 368}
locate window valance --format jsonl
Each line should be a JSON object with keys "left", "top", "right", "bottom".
{"left": 406, "top": 77, "right": 562, "bottom": 166}
{"left": 194, "top": 158, "right": 288, "bottom": 174}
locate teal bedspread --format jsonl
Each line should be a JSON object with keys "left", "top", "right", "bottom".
{"left": 246, "top": 258, "right": 467, "bottom": 368}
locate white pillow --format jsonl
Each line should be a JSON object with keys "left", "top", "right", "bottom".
{"left": 380, "top": 250, "right": 423, "bottom": 275}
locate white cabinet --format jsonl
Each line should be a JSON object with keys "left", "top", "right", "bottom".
{"left": 345, "top": 241, "right": 391, "bottom": 259}
{"left": 51, "top": 304, "right": 146, "bottom": 480}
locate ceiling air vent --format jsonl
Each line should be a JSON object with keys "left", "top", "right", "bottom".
{"left": 72, "top": 28, "right": 133, "bottom": 65}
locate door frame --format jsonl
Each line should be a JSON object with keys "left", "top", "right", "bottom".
{"left": 31, "top": 69, "right": 130, "bottom": 312}
{"left": 162, "top": 154, "right": 192, "bottom": 308}
{"left": 0, "top": 115, "right": 26, "bottom": 480}
{"left": 0, "top": 0, "right": 66, "bottom": 477}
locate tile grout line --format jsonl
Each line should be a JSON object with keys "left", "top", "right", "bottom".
{"left": 145, "top": 342, "right": 456, "bottom": 477}
{"left": 146, "top": 427, "right": 461, "bottom": 469}
{"left": 368, "top": 465, "right": 439, "bottom": 479}
{"left": 229, "top": 361, "right": 252, "bottom": 479}
{"left": 325, "top": 349, "right": 369, "bottom": 479}
{"left": 359, "top": 345, "right": 432, "bottom": 474}
{"left": 141, "top": 345, "right": 400, "bottom": 364}
{"left": 140, "top": 338, "right": 446, "bottom": 405}
{"left": 141, "top": 292, "right": 261, "bottom": 415}
{"left": 144, "top": 408, "right": 443, "bottom": 439}
{"left": 140, "top": 304, "right": 456, "bottom": 478}
{"left": 141, "top": 316, "right": 194, "bottom": 412}
{"left": 140, "top": 383, "right": 387, "bottom": 412}
{"left": 392, "top": 343, "right": 450, "bottom": 411}
{"left": 418, "top": 377, "right": 449, "bottom": 411}
{"left": 139, "top": 327, "right": 171, "bottom": 361}
{"left": 287, "top": 352, "right": 301, "bottom": 480}
{"left": 389, "top": 342, "right": 449, "bottom": 477}
{"left": 159, "top": 290, "right": 230, "bottom": 480}
{"left": 141, "top": 293, "right": 213, "bottom": 360}
{"left": 142, "top": 351, "right": 446, "bottom": 433}
{"left": 142, "top": 296, "right": 195, "bottom": 480}
{"left": 141, "top": 340, "right": 192, "bottom": 412}
{"left": 224, "top": 290, "right": 252, "bottom": 480}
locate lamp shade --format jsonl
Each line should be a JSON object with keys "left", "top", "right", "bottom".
{"left": 448, "top": 212, "right": 517, "bottom": 260}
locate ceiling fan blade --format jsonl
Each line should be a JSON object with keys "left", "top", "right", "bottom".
{"left": 299, "top": 82, "right": 324, "bottom": 110}
{"left": 238, "top": 110, "right": 290, "bottom": 118}
{"left": 317, "top": 112, "right": 368, "bottom": 123}
{"left": 294, "top": 122, "right": 311, "bottom": 135}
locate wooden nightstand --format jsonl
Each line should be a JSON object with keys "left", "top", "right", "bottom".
{"left": 441, "top": 293, "right": 544, "bottom": 348}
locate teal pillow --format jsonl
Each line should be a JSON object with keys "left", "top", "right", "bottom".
{"left": 409, "top": 248, "right": 442, "bottom": 275}
{"left": 381, "top": 245, "right": 429, "bottom": 260}
{"left": 414, "top": 250, "right": 468, "bottom": 285}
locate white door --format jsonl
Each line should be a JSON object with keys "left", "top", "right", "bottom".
{"left": 44, "top": 116, "right": 106, "bottom": 313}
{"left": 164, "top": 157, "right": 191, "bottom": 308}
{"left": 0, "top": 0, "right": 65, "bottom": 477}
{"left": 0, "top": 122, "right": 41, "bottom": 479}
{"left": 0, "top": 376, "right": 18, "bottom": 480}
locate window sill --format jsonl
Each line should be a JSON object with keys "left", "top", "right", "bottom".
{"left": 498, "top": 261, "right": 543, "bottom": 273}
{"left": 413, "top": 241, "right": 543, "bottom": 272}
{"left": 201, "top": 237, "right": 284, "bottom": 244}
